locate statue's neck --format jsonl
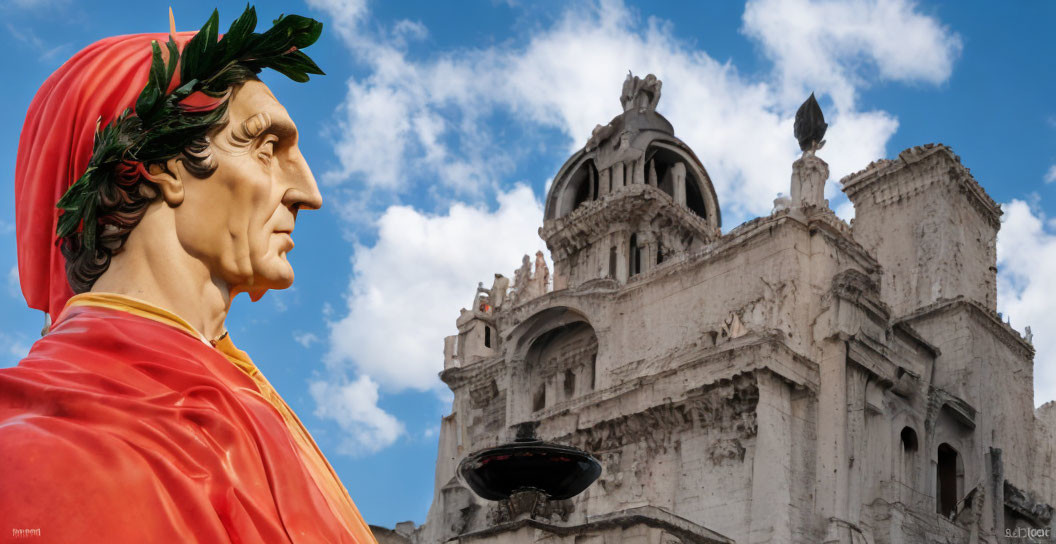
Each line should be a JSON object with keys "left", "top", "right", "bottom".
{"left": 90, "top": 206, "right": 231, "bottom": 342}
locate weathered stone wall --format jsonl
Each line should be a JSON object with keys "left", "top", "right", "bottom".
{"left": 843, "top": 144, "right": 1001, "bottom": 319}
{"left": 1035, "top": 402, "right": 1056, "bottom": 509}
{"left": 906, "top": 302, "right": 1036, "bottom": 491}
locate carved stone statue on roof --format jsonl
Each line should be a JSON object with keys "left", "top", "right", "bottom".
{"left": 620, "top": 72, "right": 661, "bottom": 112}
{"left": 489, "top": 273, "right": 509, "bottom": 309}
{"left": 532, "top": 251, "right": 550, "bottom": 296}
{"left": 586, "top": 72, "right": 663, "bottom": 151}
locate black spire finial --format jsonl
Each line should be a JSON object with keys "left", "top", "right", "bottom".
{"left": 794, "top": 92, "right": 827, "bottom": 152}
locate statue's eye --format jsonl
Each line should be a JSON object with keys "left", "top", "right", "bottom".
{"left": 257, "top": 138, "right": 277, "bottom": 165}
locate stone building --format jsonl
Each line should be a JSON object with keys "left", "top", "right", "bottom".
{"left": 397, "top": 74, "right": 1056, "bottom": 544}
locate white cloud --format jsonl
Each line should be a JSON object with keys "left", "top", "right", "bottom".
{"left": 311, "top": 0, "right": 956, "bottom": 222}
{"left": 327, "top": 185, "right": 546, "bottom": 391}
{"left": 293, "top": 331, "right": 321, "bottom": 348}
{"left": 1045, "top": 164, "right": 1056, "bottom": 184}
{"left": 997, "top": 199, "right": 1056, "bottom": 406}
{"left": 742, "top": 0, "right": 962, "bottom": 110}
{"left": 309, "top": 376, "right": 404, "bottom": 455}
{"left": 305, "top": 0, "right": 368, "bottom": 46}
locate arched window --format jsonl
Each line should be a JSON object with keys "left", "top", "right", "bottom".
{"left": 646, "top": 144, "right": 709, "bottom": 219}
{"left": 525, "top": 321, "right": 598, "bottom": 413}
{"left": 566, "top": 159, "right": 599, "bottom": 215}
{"left": 937, "top": 443, "right": 961, "bottom": 517}
{"left": 900, "top": 427, "right": 918, "bottom": 490}
{"left": 563, "top": 369, "right": 576, "bottom": 399}
{"left": 901, "top": 427, "right": 918, "bottom": 451}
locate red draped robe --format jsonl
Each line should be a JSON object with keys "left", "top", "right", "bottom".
{"left": 0, "top": 293, "right": 377, "bottom": 543}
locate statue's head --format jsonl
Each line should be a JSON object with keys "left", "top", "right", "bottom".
{"left": 14, "top": 7, "right": 325, "bottom": 319}
{"left": 142, "top": 79, "right": 322, "bottom": 299}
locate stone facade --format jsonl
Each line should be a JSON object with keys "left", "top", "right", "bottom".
{"left": 400, "top": 74, "right": 1056, "bottom": 543}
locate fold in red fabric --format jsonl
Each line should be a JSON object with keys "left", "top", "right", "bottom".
{"left": 0, "top": 304, "right": 365, "bottom": 542}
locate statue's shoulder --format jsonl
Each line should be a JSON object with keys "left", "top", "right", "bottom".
{"left": 0, "top": 415, "right": 200, "bottom": 540}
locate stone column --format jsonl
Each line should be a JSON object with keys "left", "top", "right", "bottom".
{"left": 587, "top": 164, "right": 596, "bottom": 201}
{"left": 615, "top": 230, "right": 629, "bottom": 283}
{"left": 672, "top": 162, "right": 687, "bottom": 206}
{"left": 748, "top": 370, "right": 794, "bottom": 544}
{"left": 790, "top": 152, "right": 829, "bottom": 209}
{"left": 636, "top": 231, "right": 655, "bottom": 275}
{"left": 632, "top": 157, "right": 645, "bottom": 185}
{"left": 845, "top": 365, "right": 868, "bottom": 524}
{"left": 611, "top": 163, "right": 625, "bottom": 190}
{"left": 816, "top": 340, "right": 850, "bottom": 542}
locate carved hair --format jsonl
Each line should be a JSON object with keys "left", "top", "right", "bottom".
{"left": 60, "top": 75, "right": 259, "bottom": 294}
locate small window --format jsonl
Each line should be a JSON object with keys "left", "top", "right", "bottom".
{"left": 484, "top": 325, "right": 491, "bottom": 348}
{"left": 590, "top": 354, "right": 597, "bottom": 390}
{"left": 533, "top": 385, "right": 546, "bottom": 412}
{"left": 563, "top": 369, "right": 575, "bottom": 398}
{"left": 900, "top": 427, "right": 918, "bottom": 491}
{"left": 656, "top": 243, "right": 664, "bottom": 265}
{"left": 937, "top": 443, "right": 959, "bottom": 517}
{"left": 608, "top": 246, "right": 617, "bottom": 277}
{"left": 900, "top": 427, "right": 918, "bottom": 452}
{"left": 629, "top": 234, "right": 640, "bottom": 276}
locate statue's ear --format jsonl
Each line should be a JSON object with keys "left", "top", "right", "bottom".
{"left": 144, "top": 159, "right": 185, "bottom": 206}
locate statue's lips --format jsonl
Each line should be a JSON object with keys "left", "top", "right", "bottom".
{"left": 274, "top": 230, "right": 294, "bottom": 250}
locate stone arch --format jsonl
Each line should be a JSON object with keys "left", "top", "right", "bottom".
{"left": 568, "top": 159, "right": 600, "bottom": 213}
{"left": 644, "top": 139, "right": 720, "bottom": 225}
{"left": 545, "top": 150, "right": 588, "bottom": 221}
{"left": 507, "top": 306, "right": 598, "bottom": 423}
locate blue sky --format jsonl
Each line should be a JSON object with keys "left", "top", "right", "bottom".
{"left": 1, "top": 0, "right": 1054, "bottom": 529}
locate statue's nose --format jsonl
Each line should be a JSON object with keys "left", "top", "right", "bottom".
{"left": 282, "top": 147, "right": 322, "bottom": 212}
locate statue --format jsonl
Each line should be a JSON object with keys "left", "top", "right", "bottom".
{"left": 489, "top": 273, "right": 510, "bottom": 309}
{"left": 512, "top": 254, "right": 532, "bottom": 300}
{"left": 585, "top": 121, "right": 618, "bottom": 151}
{"left": 533, "top": 250, "right": 550, "bottom": 295}
{"left": 0, "top": 7, "right": 376, "bottom": 542}
{"left": 620, "top": 71, "right": 661, "bottom": 112}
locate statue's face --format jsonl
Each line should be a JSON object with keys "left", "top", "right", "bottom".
{"left": 174, "top": 80, "right": 322, "bottom": 299}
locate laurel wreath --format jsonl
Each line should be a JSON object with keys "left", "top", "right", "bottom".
{"left": 56, "top": 5, "right": 324, "bottom": 249}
